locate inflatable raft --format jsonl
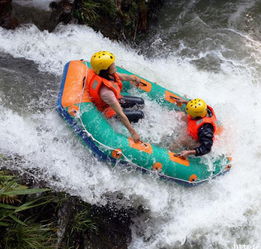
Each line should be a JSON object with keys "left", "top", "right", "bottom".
{"left": 56, "top": 60, "right": 231, "bottom": 186}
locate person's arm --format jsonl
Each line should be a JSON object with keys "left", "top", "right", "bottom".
{"left": 179, "top": 124, "right": 214, "bottom": 158}
{"left": 117, "top": 73, "right": 140, "bottom": 85}
{"left": 175, "top": 99, "right": 189, "bottom": 105}
{"left": 100, "top": 85, "right": 141, "bottom": 143}
{"left": 194, "top": 124, "right": 214, "bottom": 156}
{"left": 110, "top": 101, "right": 141, "bottom": 143}
{"left": 178, "top": 149, "right": 196, "bottom": 158}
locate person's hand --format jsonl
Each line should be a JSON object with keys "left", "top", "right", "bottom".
{"left": 131, "top": 129, "right": 141, "bottom": 143}
{"left": 175, "top": 99, "right": 188, "bottom": 105}
{"left": 178, "top": 150, "right": 195, "bottom": 159}
{"left": 131, "top": 76, "right": 141, "bottom": 86}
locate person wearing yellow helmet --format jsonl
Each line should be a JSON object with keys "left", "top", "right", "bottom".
{"left": 171, "top": 98, "right": 222, "bottom": 158}
{"left": 90, "top": 51, "right": 116, "bottom": 75}
{"left": 186, "top": 98, "right": 208, "bottom": 118}
{"left": 87, "top": 51, "right": 144, "bottom": 143}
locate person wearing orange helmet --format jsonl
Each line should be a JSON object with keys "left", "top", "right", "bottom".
{"left": 87, "top": 51, "right": 144, "bottom": 143}
{"left": 172, "top": 98, "right": 222, "bottom": 158}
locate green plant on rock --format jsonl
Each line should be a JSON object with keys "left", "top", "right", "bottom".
{"left": 0, "top": 171, "right": 55, "bottom": 249}
{"left": 75, "top": 0, "right": 119, "bottom": 25}
{"left": 70, "top": 206, "right": 97, "bottom": 235}
{"left": 97, "top": 0, "right": 118, "bottom": 18}
{"left": 75, "top": 0, "right": 100, "bottom": 24}
{"left": 0, "top": 170, "right": 50, "bottom": 227}
{"left": 60, "top": 201, "right": 97, "bottom": 249}
{"left": 3, "top": 221, "right": 56, "bottom": 249}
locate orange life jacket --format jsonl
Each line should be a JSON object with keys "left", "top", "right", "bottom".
{"left": 87, "top": 69, "right": 123, "bottom": 118}
{"left": 187, "top": 106, "right": 222, "bottom": 140}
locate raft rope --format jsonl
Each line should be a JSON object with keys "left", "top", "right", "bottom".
{"left": 74, "top": 64, "right": 210, "bottom": 184}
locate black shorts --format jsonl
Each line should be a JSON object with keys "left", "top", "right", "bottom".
{"left": 119, "top": 95, "right": 144, "bottom": 123}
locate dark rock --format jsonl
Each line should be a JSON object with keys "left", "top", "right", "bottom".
{"left": 84, "top": 203, "right": 133, "bottom": 249}
{"left": 12, "top": 3, "right": 53, "bottom": 31}
{"left": 0, "top": 52, "right": 58, "bottom": 114}
{"left": 0, "top": 0, "right": 19, "bottom": 29}
{"left": 1, "top": 0, "right": 164, "bottom": 44}
{"left": 121, "top": 0, "right": 132, "bottom": 12}
{"left": 138, "top": 0, "right": 149, "bottom": 32}
{"left": 48, "top": 0, "right": 78, "bottom": 31}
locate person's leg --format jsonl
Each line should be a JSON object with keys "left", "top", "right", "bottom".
{"left": 123, "top": 110, "right": 144, "bottom": 123}
{"left": 119, "top": 95, "right": 144, "bottom": 109}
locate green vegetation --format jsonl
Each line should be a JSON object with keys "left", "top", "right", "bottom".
{"left": 70, "top": 205, "right": 97, "bottom": 234}
{"left": 0, "top": 170, "right": 50, "bottom": 226}
{"left": 0, "top": 170, "right": 55, "bottom": 249}
{"left": 74, "top": 0, "right": 101, "bottom": 24}
{"left": 0, "top": 170, "right": 99, "bottom": 249}
{"left": 3, "top": 222, "right": 55, "bottom": 249}
{"left": 73, "top": 0, "right": 163, "bottom": 42}
{"left": 0, "top": 168, "right": 131, "bottom": 248}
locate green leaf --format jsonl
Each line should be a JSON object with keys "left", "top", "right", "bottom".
{"left": 4, "top": 188, "right": 49, "bottom": 196}
{"left": 0, "top": 203, "right": 17, "bottom": 209}
{"left": 9, "top": 214, "right": 27, "bottom": 226}
{"left": 15, "top": 199, "right": 51, "bottom": 213}
{"left": 0, "top": 209, "right": 14, "bottom": 218}
{"left": 0, "top": 175, "right": 14, "bottom": 181}
{"left": 0, "top": 221, "right": 9, "bottom": 227}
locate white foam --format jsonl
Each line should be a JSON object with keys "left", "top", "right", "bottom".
{"left": 13, "top": 0, "right": 55, "bottom": 11}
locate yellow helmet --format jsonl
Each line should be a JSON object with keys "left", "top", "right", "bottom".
{"left": 90, "top": 51, "right": 115, "bottom": 74}
{"left": 186, "top": 98, "right": 207, "bottom": 118}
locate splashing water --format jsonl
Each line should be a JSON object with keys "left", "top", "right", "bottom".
{"left": 0, "top": 1, "right": 261, "bottom": 248}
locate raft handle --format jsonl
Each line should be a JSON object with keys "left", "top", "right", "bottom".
{"left": 174, "top": 153, "right": 186, "bottom": 159}
{"left": 82, "top": 76, "right": 86, "bottom": 88}
{"left": 138, "top": 81, "right": 147, "bottom": 86}
{"left": 170, "top": 96, "right": 181, "bottom": 100}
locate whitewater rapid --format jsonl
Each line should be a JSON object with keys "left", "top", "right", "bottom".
{"left": 0, "top": 17, "right": 261, "bottom": 249}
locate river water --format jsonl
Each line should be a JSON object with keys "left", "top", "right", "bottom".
{"left": 0, "top": 1, "right": 261, "bottom": 249}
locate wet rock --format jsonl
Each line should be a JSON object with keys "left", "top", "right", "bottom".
{"left": 12, "top": 3, "right": 51, "bottom": 31}
{"left": 138, "top": 0, "right": 149, "bottom": 32}
{"left": 48, "top": 0, "right": 78, "bottom": 31}
{"left": 1, "top": 0, "right": 164, "bottom": 43}
{"left": 0, "top": 0, "right": 19, "bottom": 29}
{"left": 56, "top": 197, "right": 77, "bottom": 248}
{"left": 84, "top": 203, "right": 133, "bottom": 249}
{"left": 0, "top": 52, "right": 59, "bottom": 114}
